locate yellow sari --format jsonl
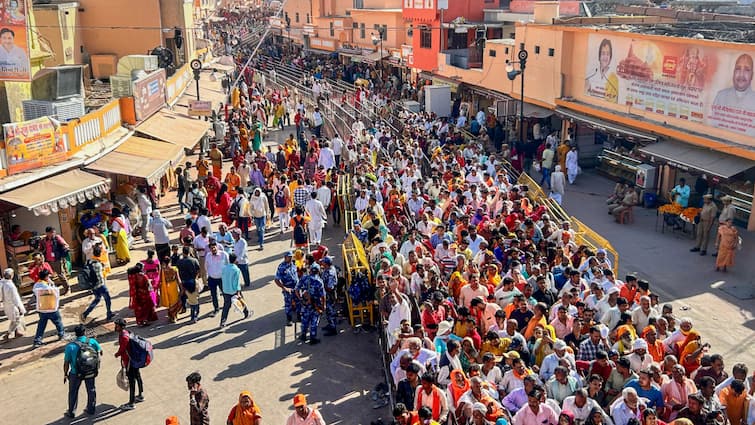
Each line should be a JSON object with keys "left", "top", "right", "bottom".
{"left": 159, "top": 266, "right": 181, "bottom": 320}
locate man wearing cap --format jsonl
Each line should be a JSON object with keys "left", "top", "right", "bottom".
{"left": 1, "top": 268, "right": 25, "bottom": 339}
{"left": 627, "top": 339, "right": 653, "bottom": 372}
{"left": 691, "top": 193, "right": 718, "bottom": 256}
{"left": 320, "top": 257, "right": 338, "bottom": 337}
{"left": 296, "top": 263, "right": 326, "bottom": 344}
{"left": 351, "top": 220, "right": 369, "bottom": 245}
{"left": 286, "top": 394, "right": 325, "bottom": 425}
{"left": 540, "top": 339, "right": 575, "bottom": 381}
{"left": 274, "top": 251, "right": 300, "bottom": 326}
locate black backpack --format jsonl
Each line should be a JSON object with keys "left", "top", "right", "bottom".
{"left": 274, "top": 187, "right": 287, "bottom": 208}
{"left": 191, "top": 193, "right": 205, "bottom": 209}
{"left": 74, "top": 339, "right": 100, "bottom": 379}
{"left": 293, "top": 217, "right": 307, "bottom": 245}
{"left": 78, "top": 260, "right": 98, "bottom": 291}
{"left": 228, "top": 198, "right": 241, "bottom": 220}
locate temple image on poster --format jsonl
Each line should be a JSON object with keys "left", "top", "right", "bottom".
{"left": 585, "top": 38, "right": 619, "bottom": 103}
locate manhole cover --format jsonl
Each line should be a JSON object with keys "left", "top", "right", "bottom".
{"left": 720, "top": 284, "right": 755, "bottom": 300}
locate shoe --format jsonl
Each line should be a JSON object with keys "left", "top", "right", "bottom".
{"left": 243, "top": 309, "right": 249, "bottom": 319}
{"left": 64, "top": 411, "right": 75, "bottom": 418}
{"left": 690, "top": 247, "right": 700, "bottom": 252}
{"left": 32, "top": 342, "right": 43, "bottom": 349}
{"left": 309, "top": 337, "right": 320, "bottom": 345}
{"left": 700, "top": 251, "right": 707, "bottom": 256}
{"left": 135, "top": 395, "right": 144, "bottom": 403}
{"left": 219, "top": 322, "right": 226, "bottom": 328}
{"left": 106, "top": 313, "right": 114, "bottom": 321}
{"left": 286, "top": 320, "right": 293, "bottom": 327}
{"left": 120, "top": 404, "right": 135, "bottom": 411}
{"left": 210, "top": 310, "right": 217, "bottom": 318}
{"left": 299, "top": 334, "right": 308, "bottom": 342}
{"left": 324, "top": 328, "right": 337, "bottom": 336}
{"left": 86, "top": 408, "right": 96, "bottom": 415}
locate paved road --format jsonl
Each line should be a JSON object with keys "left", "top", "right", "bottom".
{"left": 0, "top": 127, "right": 391, "bottom": 425}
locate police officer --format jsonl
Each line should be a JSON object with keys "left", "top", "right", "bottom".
{"left": 296, "top": 263, "right": 326, "bottom": 345}
{"left": 320, "top": 256, "right": 338, "bottom": 337}
{"left": 274, "top": 251, "right": 299, "bottom": 326}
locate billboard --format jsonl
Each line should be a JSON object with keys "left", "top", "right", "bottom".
{"left": 188, "top": 100, "right": 212, "bottom": 117}
{"left": 133, "top": 69, "right": 166, "bottom": 121}
{"left": 3, "top": 117, "right": 67, "bottom": 174}
{"left": 0, "top": 0, "right": 31, "bottom": 81}
{"left": 584, "top": 34, "right": 755, "bottom": 137}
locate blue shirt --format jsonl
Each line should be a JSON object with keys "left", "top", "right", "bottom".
{"left": 322, "top": 266, "right": 337, "bottom": 291}
{"left": 672, "top": 184, "right": 691, "bottom": 207}
{"left": 295, "top": 274, "right": 325, "bottom": 301}
{"left": 64, "top": 336, "right": 102, "bottom": 375}
{"left": 221, "top": 263, "right": 242, "bottom": 294}
{"left": 625, "top": 379, "right": 664, "bottom": 409}
{"left": 275, "top": 261, "right": 299, "bottom": 288}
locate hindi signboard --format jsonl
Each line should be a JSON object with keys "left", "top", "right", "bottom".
{"left": 188, "top": 100, "right": 212, "bottom": 117}
{"left": 133, "top": 69, "right": 166, "bottom": 121}
{"left": 584, "top": 34, "right": 755, "bottom": 137}
{"left": 0, "top": 0, "right": 31, "bottom": 81}
{"left": 3, "top": 117, "right": 67, "bottom": 174}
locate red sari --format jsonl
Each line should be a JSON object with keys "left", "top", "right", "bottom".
{"left": 216, "top": 192, "right": 233, "bottom": 225}
{"left": 140, "top": 258, "right": 160, "bottom": 305}
{"left": 129, "top": 272, "right": 158, "bottom": 325}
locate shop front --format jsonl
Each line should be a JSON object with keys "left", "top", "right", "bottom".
{"left": 0, "top": 170, "right": 110, "bottom": 292}
{"left": 135, "top": 110, "right": 210, "bottom": 154}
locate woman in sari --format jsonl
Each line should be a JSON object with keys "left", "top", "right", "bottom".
{"left": 159, "top": 256, "right": 182, "bottom": 323}
{"left": 677, "top": 330, "right": 704, "bottom": 376}
{"left": 141, "top": 250, "right": 160, "bottom": 306}
{"left": 110, "top": 207, "right": 131, "bottom": 266}
{"left": 215, "top": 183, "right": 234, "bottom": 226}
{"left": 226, "top": 391, "right": 262, "bottom": 425}
{"left": 128, "top": 263, "right": 157, "bottom": 326}
{"left": 715, "top": 218, "right": 739, "bottom": 272}
{"left": 92, "top": 225, "right": 112, "bottom": 276}
{"left": 459, "top": 337, "right": 478, "bottom": 374}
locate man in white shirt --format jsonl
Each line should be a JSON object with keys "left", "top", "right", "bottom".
{"left": 136, "top": 187, "right": 153, "bottom": 242}
{"left": 562, "top": 389, "right": 605, "bottom": 423}
{"left": 1, "top": 268, "right": 26, "bottom": 339}
{"left": 540, "top": 339, "right": 576, "bottom": 382}
{"left": 305, "top": 192, "right": 327, "bottom": 246}
{"left": 231, "top": 229, "right": 250, "bottom": 288}
{"left": 318, "top": 142, "right": 336, "bottom": 170}
{"left": 204, "top": 242, "right": 229, "bottom": 317}
{"left": 248, "top": 188, "right": 270, "bottom": 250}
{"left": 331, "top": 134, "right": 343, "bottom": 167}
{"left": 32, "top": 269, "right": 64, "bottom": 348}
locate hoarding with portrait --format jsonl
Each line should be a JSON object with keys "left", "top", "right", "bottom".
{"left": 0, "top": 0, "right": 31, "bottom": 81}
{"left": 584, "top": 34, "right": 755, "bottom": 137}
{"left": 3, "top": 117, "right": 67, "bottom": 174}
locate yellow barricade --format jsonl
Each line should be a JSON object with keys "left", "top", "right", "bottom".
{"left": 570, "top": 216, "right": 620, "bottom": 276}
{"left": 342, "top": 232, "right": 375, "bottom": 326}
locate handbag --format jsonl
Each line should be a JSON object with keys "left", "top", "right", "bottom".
{"left": 231, "top": 295, "right": 251, "bottom": 317}
{"left": 116, "top": 368, "right": 129, "bottom": 391}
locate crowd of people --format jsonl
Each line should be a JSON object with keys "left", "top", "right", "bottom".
{"left": 4, "top": 8, "right": 753, "bottom": 424}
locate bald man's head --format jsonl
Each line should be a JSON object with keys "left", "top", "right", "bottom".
{"left": 733, "top": 54, "right": 753, "bottom": 92}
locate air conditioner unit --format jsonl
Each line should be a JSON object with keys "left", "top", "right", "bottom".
{"left": 110, "top": 75, "right": 133, "bottom": 98}
{"left": 22, "top": 98, "right": 85, "bottom": 121}
{"left": 117, "top": 55, "right": 158, "bottom": 76}
{"left": 31, "top": 66, "right": 83, "bottom": 101}
{"left": 90, "top": 54, "right": 118, "bottom": 79}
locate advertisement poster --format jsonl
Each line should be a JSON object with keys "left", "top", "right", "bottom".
{"left": 133, "top": 68, "right": 166, "bottom": 121}
{"left": 0, "top": 0, "right": 31, "bottom": 81}
{"left": 584, "top": 34, "right": 755, "bottom": 137}
{"left": 3, "top": 117, "right": 67, "bottom": 174}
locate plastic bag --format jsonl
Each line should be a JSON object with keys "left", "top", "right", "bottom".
{"left": 116, "top": 368, "right": 129, "bottom": 391}
{"left": 231, "top": 295, "right": 251, "bottom": 317}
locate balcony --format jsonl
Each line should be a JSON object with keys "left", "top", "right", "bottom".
{"left": 443, "top": 47, "right": 483, "bottom": 69}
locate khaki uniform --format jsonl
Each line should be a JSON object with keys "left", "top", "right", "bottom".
{"left": 695, "top": 202, "right": 718, "bottom": 251}
{"left": 718, "top": 204, "right": 735, "bottom": 224}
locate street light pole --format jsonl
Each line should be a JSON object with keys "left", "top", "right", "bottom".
{"left": 506, "top": 48, "right": 529, "bottom": 144}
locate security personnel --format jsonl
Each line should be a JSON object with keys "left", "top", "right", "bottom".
{"left": 320, "top": 256, "right": 338, "bottom": 337}
{"left": 296, "top": 263, "right": 326, "bottom": 345}
{"left": 691, "top": 194, "right": 718, "bottom": 256}
{"left": 274, "top": 251, "right": 299, "bottom": 326}
{"left": 351, "top": 220, "right": 369, "bottom": 245}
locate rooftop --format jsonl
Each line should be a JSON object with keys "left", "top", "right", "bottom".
{"left": 572, "top": 20, "right": 755, "bottom": 43}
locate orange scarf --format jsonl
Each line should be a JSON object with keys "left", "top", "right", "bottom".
{"left": 448, "top": 371, "right": 470, "bottom": 405}
{"left": 417, "top": 386, "right": 442, "bottom": 420}
{"left": 232, "top": 391, "right": 261, "bottom": 425}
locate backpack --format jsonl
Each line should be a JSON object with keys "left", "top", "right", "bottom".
{"left": 228, "top": 198, "right": 241, "bottom": 220}
{"left": 78, "top": 260, "right": 99, "bottom": 291}
{"left": 74, "top": 339, "right": 100, "bottom": 379}
{"left": 127, "top": 332, "right": 154, "bottom": 368}
{"left": 293, "top": 217, "right": 307, "bottom": 245}
{"left": 274, "top": 186, "right": 287, "bottom": 208}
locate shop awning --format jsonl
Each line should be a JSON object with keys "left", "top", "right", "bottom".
{"left": 0, "top": 170, "right": 110, "bottom": 216}
{"left": 555, "top": 107, "right": 657, "bottom": 142}
{"left": 523, "top": 103, "right": 553, "bottom": 119}
{"left": 639, "top": 140, "right": 755, "bottom": 179}
{"left": 136, "top": 110, "right": 209, "bottom": 150}
{"left": 86, "top": 151, "right": 172, "bottom": 185}
{"left": 115, "top": 136, "right": 184, "bottom": 165}
{"left": 361, "top": 50, "right": 389, "bottom": 64}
